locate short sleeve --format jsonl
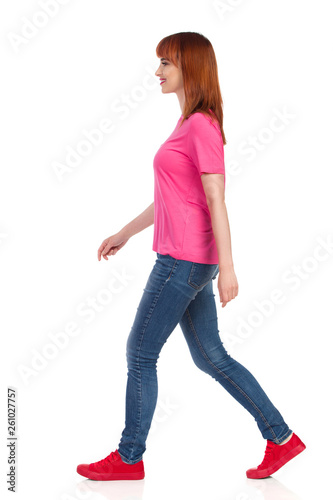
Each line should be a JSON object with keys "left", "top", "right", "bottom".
{"left": 187, "top": 112, "right": 225, "bottom": 177}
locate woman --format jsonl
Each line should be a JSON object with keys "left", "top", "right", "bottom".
{"left": 77, "top": 32, "right": 306, "bottom": 481}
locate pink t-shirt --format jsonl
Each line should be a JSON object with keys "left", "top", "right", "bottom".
{"left": 152, "top": 111, "right": 225, "bottom": 264}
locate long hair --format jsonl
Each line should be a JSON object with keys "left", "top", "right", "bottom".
{"left": 156, "top": 31, "right": 227, "bottom": 145}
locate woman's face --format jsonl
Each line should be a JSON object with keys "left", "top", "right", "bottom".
{"left": 155, "top": 58, "right": 183, "bottom": 94}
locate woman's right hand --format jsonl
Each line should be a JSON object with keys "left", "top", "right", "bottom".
{"left": 97, "top": 231, "right": 130, "bottom": 261}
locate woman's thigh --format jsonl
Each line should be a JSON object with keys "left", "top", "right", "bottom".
{"left": 126, "top": 253, "right": 219, "bottom": 359}
{"left": 179, "top": 278, "right": 229, "bottom": 369}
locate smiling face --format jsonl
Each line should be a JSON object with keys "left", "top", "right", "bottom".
{"left": 155, "top": 57, "right": 184, "bottom": 94}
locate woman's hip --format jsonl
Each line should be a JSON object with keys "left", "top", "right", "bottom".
{"left": 126, "top": 253, "right": 218, "bottom": 355}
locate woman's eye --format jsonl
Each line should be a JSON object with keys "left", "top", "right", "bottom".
{"left": 162, "top": 62, "right": 167, "bottom": 66}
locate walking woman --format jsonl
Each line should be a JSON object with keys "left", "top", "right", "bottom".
{"left": 77, "top": 31, "right": 306, "bottom": 481}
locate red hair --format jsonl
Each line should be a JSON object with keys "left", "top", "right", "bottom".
{"left": 156, "top": 31, "right": 227, "bottom": 145}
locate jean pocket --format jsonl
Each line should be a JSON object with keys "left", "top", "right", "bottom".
{"left": 187, "top": 262, "right": 219, "bottom": 290}
{"left": 155, "top": 253, "right": 179, "bottom": 281}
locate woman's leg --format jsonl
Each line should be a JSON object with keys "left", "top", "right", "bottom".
{"left": 179, "top": 278, "right": 293, "bottom": 444}
{"left": 117, "top": 254, "right": 219, "bottom": 464}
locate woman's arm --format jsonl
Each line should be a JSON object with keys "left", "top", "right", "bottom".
{"left": 201, "top": 173, "right": 238, "bottom": 307}
{"left": 202, "top": 174, "right": 233, "bottom": 267}
{"left": 121, "top": 201, "right": 154, "bottom": 239}
{"left": 98, "top": 202, "right": 154, "bottom": 261}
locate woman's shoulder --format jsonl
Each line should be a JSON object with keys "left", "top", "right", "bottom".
{"left": 187, "top": 110, "right": 220, "bottom": 133}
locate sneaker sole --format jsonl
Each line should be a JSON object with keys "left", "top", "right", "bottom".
{"left": 246, "top": 442, "right": 306, "bottom": 479}
{"left": 77, "top": 468, "right": 145, "bottom": 481}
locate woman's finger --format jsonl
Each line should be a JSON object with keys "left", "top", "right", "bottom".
{"left": 101, "top": 243, "right": 111, "bottom": 255}
{"left": 98, "top": 242, "right": 107, "bottom": 260}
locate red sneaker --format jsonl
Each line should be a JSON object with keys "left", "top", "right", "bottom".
{"left": 77, "top": 449, "right": 145, "bottom": 481}
{"left": 246, "top": 432, "right": 306, "bottom": 479}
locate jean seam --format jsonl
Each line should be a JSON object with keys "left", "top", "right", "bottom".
{"left": 167, "top": 259, "right": 179, "bottom": 281}
{"left": 185, "top": 308, "right": 280, "bottom": 443}
{"left": 126, "top": 259, "right": 179, "bottom": 462}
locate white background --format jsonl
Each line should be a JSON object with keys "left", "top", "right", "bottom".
{"left": 1, "top": 1, "right": 332, "bottom": 499}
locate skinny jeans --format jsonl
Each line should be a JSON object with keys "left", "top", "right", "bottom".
{"left": 117, "top": 253, "right": 292, "bottom": 464}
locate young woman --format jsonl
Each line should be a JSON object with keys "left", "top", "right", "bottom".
{"left": 77, "top": 32, "right": 306, "bottom": 481}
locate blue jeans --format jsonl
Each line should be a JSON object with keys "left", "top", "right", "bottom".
{"left": 117, "top": 253, "right": 292, "bottom": 464}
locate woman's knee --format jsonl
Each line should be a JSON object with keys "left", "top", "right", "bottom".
{"left": 126, "top": 345, "right": 159, "bottom": 370}
{"left": 192, "top": 343, "right": 231, "bottom": 373}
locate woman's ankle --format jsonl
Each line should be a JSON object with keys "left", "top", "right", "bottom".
{"left": 277, "top": 432, "right": 293, "bottom": 445}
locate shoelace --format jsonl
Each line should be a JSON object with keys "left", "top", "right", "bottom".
{"left": 95, "top": 451, "right": 118, "bottom": 468}
{"left": 259, "top": 441, "right": 276, "bottom": 467}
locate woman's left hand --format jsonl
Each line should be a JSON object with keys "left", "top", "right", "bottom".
{"left": 217, "top": 267, "right": 238, "bottom": 308}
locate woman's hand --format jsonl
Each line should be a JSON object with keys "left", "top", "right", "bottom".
{"left": 217, "top": 266, "right": 238, "bottom": 308}
{"left": 97, "top": 231, "right": 129, "bottom": 261}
